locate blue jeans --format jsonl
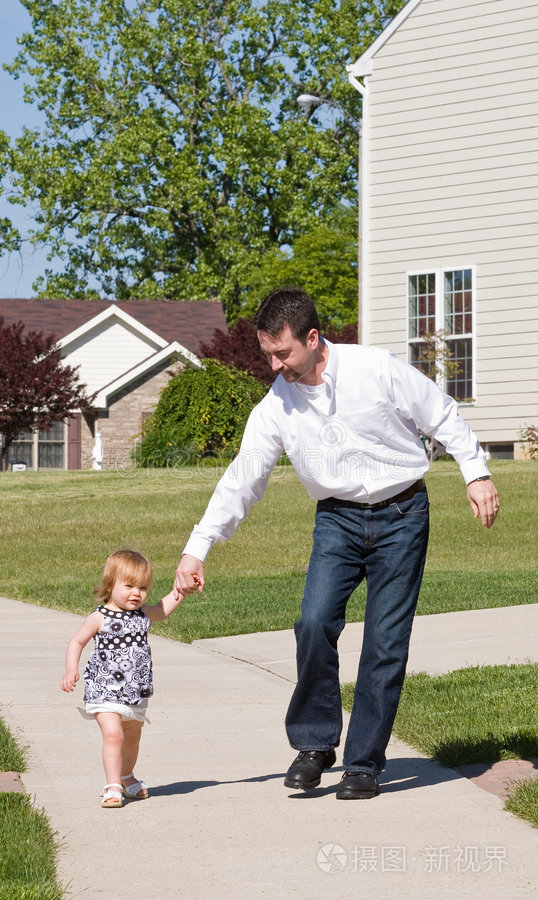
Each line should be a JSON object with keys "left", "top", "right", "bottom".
{"left": 285, "top": 488, "right": 429, "bottom": 776}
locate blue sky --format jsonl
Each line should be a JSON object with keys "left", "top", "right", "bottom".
{"left": 0, "top": 0, "right": 48, "bottom": 298}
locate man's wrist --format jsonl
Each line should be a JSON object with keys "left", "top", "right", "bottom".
{"left": 468, "top": 475, "right": 490, "bottom": 484}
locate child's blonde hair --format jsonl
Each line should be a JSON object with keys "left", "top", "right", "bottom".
{"left": 95, "top": 550, "right": 153, "bottom": 604}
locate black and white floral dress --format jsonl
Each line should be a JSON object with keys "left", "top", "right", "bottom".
{"left": 83, "top": 605, "right": 153, "bottom": 707}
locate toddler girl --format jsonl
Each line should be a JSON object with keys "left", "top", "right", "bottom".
{"left": 61, "top": 549, "right": 185, "bottom": 808}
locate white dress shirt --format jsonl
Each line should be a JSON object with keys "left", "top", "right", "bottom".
{"left": 183, "top": 341, "right": 490, "bottom": 561}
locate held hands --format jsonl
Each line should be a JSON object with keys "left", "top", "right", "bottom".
{"left": 60, "top": 670, "right": 79, "bottom": 693}
{"left": 174, "top": 554, "right": 205, "bottom": 599}
{"left": 467, "top": 478, "right": 500, "bottom": 529}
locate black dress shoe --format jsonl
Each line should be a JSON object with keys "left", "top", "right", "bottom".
{"left": 284, "top": 749, "right": 337, "bottom": 790}
{"left": 336, "top": 771, "right": 380, "bottom": 800}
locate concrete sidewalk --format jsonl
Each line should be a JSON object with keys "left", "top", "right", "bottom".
{"left": 1, "top": 595, "right": 537, "bottom": 899}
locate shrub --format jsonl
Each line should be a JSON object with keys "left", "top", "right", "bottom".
{"left": 519, "top": 424, "right": 538, "bottom": 460}
{"left": 136, "top": 359, "right": 267, "bottom": 466}
{"left": 133, "top": 425, "right": 200, "bottom": 470}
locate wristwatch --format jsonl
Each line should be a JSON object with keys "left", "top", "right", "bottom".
{"left": 469, "top": 476, "right": 490, "bottom": 483}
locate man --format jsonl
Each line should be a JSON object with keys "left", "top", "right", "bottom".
{"left": 174, "top": 287, "right": 499, "bottom": 799}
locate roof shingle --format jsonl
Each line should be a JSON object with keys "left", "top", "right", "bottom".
{"left": 0, "top": 298, "right": 228, "bottom": 356}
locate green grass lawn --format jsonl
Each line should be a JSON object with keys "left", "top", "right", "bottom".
{"left": 342, "top": 662, "right": 538, "bottom": 828}
{"left": 505, "top": 778, "right": 538, "bottom": 829}
{"left": 388, "top": 663, "right": 537, "bottom": 768}
{"left": 0, "top": 712, "right": 63, "bottom": 899}
{"left": 0, "top": 459, "right": 536, "bottom": 640}
{"left": 0, "top": 794, "right": 63, "bottom": 900}
{"left": 0, "top": 716, "right": 27, "bottom": 773}
{"left": 0, "top": 460, "right": 536, "bottom": 848}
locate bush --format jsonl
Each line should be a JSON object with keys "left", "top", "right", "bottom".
{"left": 136, "top": 359, "right": 267, "bottom": 466}
{"left": 132, "top": 425, "right": 200, "bottom": 470}
{"left": 519, "top": 424, "right": 538, "bottom": 459}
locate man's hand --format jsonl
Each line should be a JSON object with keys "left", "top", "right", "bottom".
{"left": 174, "top": 554, "right": 205, "bottom": 598}
{"left": 467, "top": 478, "right": 500, "bottom": 529}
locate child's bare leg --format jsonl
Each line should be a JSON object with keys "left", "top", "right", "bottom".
{"left": 95, "top": 712, "right": 124, "bottom": 803}
{"left": 121, "top": 719, "right": 143, "bottom": 775}
{"left": 121, "top": 719, "right": 148, "bottom": 798}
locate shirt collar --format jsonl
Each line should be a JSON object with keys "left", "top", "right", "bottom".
{"left": 320, "top": 338, "right": 336, "bottom": 393}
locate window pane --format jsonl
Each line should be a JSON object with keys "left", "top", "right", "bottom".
{"left": 446, "top": 338, "right": 473, "bottom": 401}
{"left": 409, "top": 341, "right": 434, "bottom": 380}
{"left": 445, "top": 269, "right": 472, "bottom": 335}
{"left": 8, "top": 442, "right": 33, "bottom": 467}
{"left": 39, "top": 421, "right": 64, "bottom": 441}
{"left": 409, "top": 273, "right": 435, "bottom": 340}
{"left": 38, "top": 442, "right": 64, "bottom": 468}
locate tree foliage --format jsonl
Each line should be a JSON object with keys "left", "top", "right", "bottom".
{"left": 412, "top": 329, "right": 462, "bottom": 385}
{"left": 0, "top": 132, "right": 20, "bottom": 254}
{"left": 518, "top": 424, "right": 538, "bottom": 460}
{"left": 200, "top": 318, "right": 274, "bottom": 385}
{"left": 3, "top": 0, "right": 405, "bottom": 319}
{"left": 200, "top": 315, "right": 359, "bottom": 385}
{"left": 0, "top": 317, "right": 93, "bottom": 466}
{"left": 243, "top": 205, "right": 358, "bottom": 328}
{"left": 137, "top": 359, "right": 267, "bottom": 466}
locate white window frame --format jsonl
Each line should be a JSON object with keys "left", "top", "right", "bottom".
{"left": 9, "top": 421, "right": 68, "bottom": 470}
{"left": 407, "top": 265, "right": 476, "bottom": 404}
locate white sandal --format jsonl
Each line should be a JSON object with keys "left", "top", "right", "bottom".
{"left": 101, "top": 783, "right": 123, "bottom": 808}
{"left": 121, "top": 772, "right": 149, "bottom": 800}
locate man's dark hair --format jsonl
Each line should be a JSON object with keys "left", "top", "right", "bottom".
{"left": 255, "top": 286, "right": 321, "bottom": 344}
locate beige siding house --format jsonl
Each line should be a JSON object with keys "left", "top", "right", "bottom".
{"left": 347, "top": 0, "right": 538, "bottom": 458}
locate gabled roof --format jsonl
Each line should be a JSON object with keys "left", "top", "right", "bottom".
{"left": 0, "top": 298, "right": 227, "bottom": 357}
{"left": 347, "top": 0, "right": 422, "bottom": 78}
{"left": 57, "top": 303, "right": 168, "bottom": 352}
{"left": 93, "top": 341, "right": 201, "bottom": 408}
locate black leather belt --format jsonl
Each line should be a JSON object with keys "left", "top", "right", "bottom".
{"left": 319, "top": 479, "right": 427, "bottom": 512}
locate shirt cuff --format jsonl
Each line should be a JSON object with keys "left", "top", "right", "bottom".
{"left": 460, "top": 459, "right": 491, "bottom": 485}
{"left": 183, "top": 532, "right": 212, "bottom": 563}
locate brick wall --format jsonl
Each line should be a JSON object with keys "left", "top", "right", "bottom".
{"left": 80, "top": 359, "right": 184, "bottom": 470}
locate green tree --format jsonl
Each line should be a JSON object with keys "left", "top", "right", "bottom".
{"left": 244, "top": 205, "right": 358, "bottom": 329}
{"left": 0, "top": 132, "right": 20, "bottom": 254}
{"left": 137, "top": 358, "right": 267, "bottom": 466}
{"left": 3, "top": 0, "right": 405, "bottom": 319}
{"left": 0, "top": 317, "right": 93, "bottom": 468}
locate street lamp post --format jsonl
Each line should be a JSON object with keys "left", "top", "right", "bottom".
{"left": 296, "top": 93, "right": 362, "bottom": 137}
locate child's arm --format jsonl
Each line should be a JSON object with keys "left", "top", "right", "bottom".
{"left": 143, "top": 588, "right": 187, "bottom": 623}
{"left": 60, "top": 610, "right": 103, "bottom": 692}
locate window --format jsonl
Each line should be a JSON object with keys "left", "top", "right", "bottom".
{"left": 443, "top": 269, "right": 473, "bottom": 401}
{"left": 486, "top": 443, "right": 514, "bottom": 460}
{"left": 38, "top": 421, "right": 65, "bottom": 468}
{"left": 408, "top": 272, "right": 436, "bottom": 379}
{"left": 8, "top": 421, "right": 66, "bottom": 469}
{"left": 8, "top": 431, "right": 34, "bottom": 468}
{"left": 408, "top": 267, "right": 474, "bottom": 402}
